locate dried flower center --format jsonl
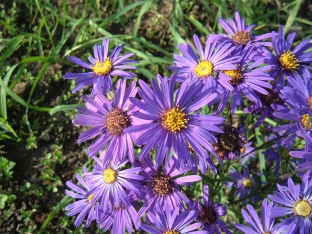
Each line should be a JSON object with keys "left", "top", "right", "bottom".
{"left": 194, "top": 60, "right": 214, "bottom": 78}
{"left": 300, "top": 114, "right": 312, "bottom": 129}
{"left": 92, "top": 58, "right": 113, "bottom": 75}
{"left": 161, "top": 106, "right": 188, "bottom": 133}
{"left": 152, "top": 174, "right": 174, "bottom": 196}
{"left": 163, "top": 231, "right": 180, "bottom": 234}
{"left": 294, "top": 200, "right": 311, "bottom": 217}
{"left": 103, "top": 168, "right": 118, "bottom": 184}
{"left": 262, "top": 91, "right": 280, "bottom": 106}
{"left": 104, "top": 108, "right": 131, "bottom": 136}
{"left": 243, "top": 178, "right": 253, "bottom": 188}
{"left": 279, "top": 51, "right": 299, "bottom": 72}
{"left": 232, "top": 31, "right": 252, "bottom": 45}
{"left": 199, "top": 207, "right": 217, "bottom": 225}
{"left": 87, "top": 193, "right": 94, "bottom": 203}
{"left": 219, "top": 132, "right": 239, "bottom": 152}
{"left": 264, "top": 232, "right": 271, "bottom": 234}
{"left": 223, "top": 68, "right": 243, "bottom": 85}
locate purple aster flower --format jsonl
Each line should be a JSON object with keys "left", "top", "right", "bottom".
{"left": 273, "top": 69, "right": 312, "bottom": 145}
{"left": 137, "top": 157, "right": 202, "bottom": 220}
{"left": 268, "top": 177, "right": 312, "bottom": 234}
{"left": 84, "top": 154, "right": 144, "bottom": 210}
{"left": 233, "top": 199, "right": 284, "bottom": 234}
{"left": 243, "top": 70, "right": 286, "bottom": 128}
{"left": 63, "top": 38, "right": 137, "bottom": 95}
{"left": 73, "top": 79, "right": 139, "bottom": 162}
{"left": 65, "top": 166, "right": 101, "bottom": 227}
{"left": 168, "top": 34, "right": 239, "bottom": 91}
{"left": 99, "top": 192, "right": 140, "bottom": 234}
{"left": 217, "top": 43, "right": 273, "bottom": 114}
{"left": 192, "top": 185, "right": 232, "bottom": 234}
{"left": 290, "top": 128, "right": 312, "bottom": 179}
{"left": 140, "top": 204, "right": 207, "bottom": 234}
{"left": 212, "top": 125, "right": 247, "bottom": 161}
{"left": 229, "top": 167, "right": 259, "bottom": 203}
{"left": 217, "top": 11, "right": 276, "bottom": 47}
{"left": 125, "top": 73, "right": 224, "bottom": 172}
{"left": 264, "top": 26, "right": 312, "bottom": 87}
{"left": 239, "top": 142, "right": 255, "bottom": 165}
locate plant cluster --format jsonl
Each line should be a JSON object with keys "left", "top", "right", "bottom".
{"left": 63, "top": 11, "right": 312, "bottom": 234}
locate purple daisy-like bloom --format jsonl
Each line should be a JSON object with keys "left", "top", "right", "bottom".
{"left": 217, "top": 43, "right": 273, "bottom": 114}
{"left": 212, "top": 125, "right": 247, "bottom": 161}
{"left": 65, "top": 166, "right": 101, "bottom": 227}
{"left": 273, "top": 69, "right": 312, "bottom": 145}
{"left": 218, "top": 11, "right": 276, "bottom": 47}
{"left": 233, "top": 199, "right": 284, "bottom": 234}
{"left": 264, "top": 26, "right": 312, "bottom": 87}
{"left": 168, "top": 34, "right": 239, "bottom": 91}
{"left": 125, "top": 73, "right": 224, "bottom": 172}
{"left": 268, "top": 177, "right": 312, "bottom": 234}
{"left": 137, "top": 157, "right": 202, "bottom": 220}
{"left": 193, "top": 185, "right": 232, "bottom": 234}
{"left": 63, "top": 38, "right": 137, "bottom": 95}
{"left": 73, "top": 79, "right": 139, "bottom": 162}
{"left": 141, "top": 204, "right": 207, "bottom": 234}
{"left": 84, "top": 154, "right": 144, "bottom": 210}
{"left": 229, "top": 167, "right": 259, "bottom": 203}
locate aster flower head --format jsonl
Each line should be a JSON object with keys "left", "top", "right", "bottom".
{"left": 141, "top": 203, "right": 207, "bottom": 234}
{"left": 213, "top": 124, "right": 247, "bottom": 161}
{"left": 193, "top": 185, "right": 232, "bottom": 234}
{"left": 233, "top": 199, "right": 284, "bottom": 234}
{"left": 84, "top": 154, "right": 144, "bottom": 210}
{"left": 137, "top": 157, "right": 202, "bottom": 220}
{"left": 63, "top": 38, "right": 137, "bottom": 95}
{"left": 217, "top": 43, "right": 273, "bottom": 114}
{"left": 218, "top": 11, "right": 276, "bottom": 47}
{"left": 168, "top": 34, "right": 239, "bottom": 91}
{"left": 73, "top": 79, "right": 139, "bottom": 162}
{"left": 125, "top": 73, "right": 225, "bottom": 172}
{"left": 65, "top": 166, "right": 101, "bottom": 227}
{"left": 268, "top": 177, "right": 312, "bottom": 234}
{"left": 265, "top": 26, "right": 312, "bottom": 86}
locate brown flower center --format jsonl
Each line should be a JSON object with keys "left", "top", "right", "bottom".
{"left": 223, "top": 68, "right": 243, "bottom": 85}
{"left": 152, "top": 174, "right": 174, "bottom": 196}
{"left": 199, "top": 207, "right": 217, "bottom": 225}
{"left": 219, "top": 132, "right": 239, "bottom": 152}
{"left": 262, "top": 90, "right": 280, "bottom": 106}
{"left": 232, "top": 31, "right": 252, "bottom": 45}
{"left": 104, "top": 108, "right": 131, "bottom": 136}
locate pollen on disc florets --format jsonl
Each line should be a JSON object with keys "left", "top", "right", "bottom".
{"left": 152, "top": 174, "right": 174, "bottom": 196}
{"left": 103, "top": 168, "right": 118, "bottom": 184}
{"left": 308, "top": 96, "right": 312, "bottom": 109}
{"left": 87, "top": 193, "right": 95, "bottom": 204}
{"left": 279, "top": 51, "right": 299, "bottom": 72}
{"left": 163, "top": 231, "right": 180, "bottom": 234}
{"left": 223, "top": 68, "right": 243, "bottom": 85}
{"left": 243, "top": 178, "right": 253, "bottom": 188}
{"left": 92, "top": 58, "right": 113, "bottom": 76}
{"left": 232, "top": 31, "right": 252, "bottom": 45}
{"left": 104, "top": 108, "right": 131, "bottom": 136}
{"left": 199, "top": 207, "right": 217, "bottom": 225}
{"left": 194, "top": 60, "right": 214, "bottom": 78}
{"left": 294, "top": 200, "right": 312, "bottom": 217}
{"left": 161, "top": 106, "right": 188, "bottom": 133}
{"left": 300, "top": 114, "right": 312, "bottom": 129}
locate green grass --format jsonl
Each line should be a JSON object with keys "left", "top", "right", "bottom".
{"left": 0, "top": 0, "right": 312, "bottom": 233}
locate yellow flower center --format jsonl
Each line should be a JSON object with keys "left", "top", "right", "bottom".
{"left": 300, "top": 114, "right": 312, "bottom": 129}
{"left": 103, "top": 168, "right": 118, "bottom": 184}
{"left": 161, "top": 106, "right": 188, "bottom": 133}
{"left": 87, "top": 193, "right": 94, "bottom": 203}
{"left": 92, "top": 58, "right": 113, "bottom": 75}
{"left": 294, "top": 200, "right": 311, "bottom": 217}
{"left": 308, "top": 96, "right": 312, "bottom": 109}
{"left": 163, "top": 231, "right": 180, "bottom": 234}
{"left": 223, "top": 68, "right": 243, "bottom": 85}
{"left": 279, "top": 51, "right": 299, "bottom": 72}
{"left": 243, "top": 178, "right": 253, "bottom": 188}
{"left": 194, "top": 60, "right": 214, "bottom": 78}
{"left": 240, "top": 147, "right": 245, "bottom": 154}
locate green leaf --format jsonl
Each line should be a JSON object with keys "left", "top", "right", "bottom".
{"left": 284, "top": 0, "right": 303, "bottom": 34}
